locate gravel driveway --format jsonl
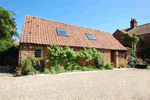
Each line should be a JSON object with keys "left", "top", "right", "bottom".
{"left": 0, "top": 68, "right": 150, "bottom": 100}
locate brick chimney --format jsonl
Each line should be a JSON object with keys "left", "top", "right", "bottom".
{"left": 130, "top": 18, "right": 137, "bottom": 28}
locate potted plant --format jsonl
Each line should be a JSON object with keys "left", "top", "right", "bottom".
{"left": 15, "top": 66, "right": 22, "bottom": 76}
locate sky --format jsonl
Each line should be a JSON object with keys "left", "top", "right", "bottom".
{"left": 1, "top": 0, "right": 150, "bottom": 41}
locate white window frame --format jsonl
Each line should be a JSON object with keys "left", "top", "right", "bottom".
{"left": 33, "top": 49, "right": 44, "bottom": 58}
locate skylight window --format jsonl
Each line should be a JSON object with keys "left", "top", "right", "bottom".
{"left": 86, "top": 33, "right": 96, "bottom": 40}
{"left": 57, "top": 28, "right": 69, "bottom": 36}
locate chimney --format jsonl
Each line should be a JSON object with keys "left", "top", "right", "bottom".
{"left": 130, "top": 18, "right": 137, "bottom": 28}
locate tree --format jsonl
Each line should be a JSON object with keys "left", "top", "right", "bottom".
{"left": 121, "top": 32, "right": 139, "bottom": 58}
{"left": 0, "top": 7, "right": 19, "bottom": 52}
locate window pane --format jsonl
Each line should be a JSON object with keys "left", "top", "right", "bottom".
{"left": 121, "top": 53, "right": 123, "bottom": 58}
{"left": 123, "top": 38, "right": 127, "bottom": 44}
{"left": 34, "top": 49, "right": 43, "bottom": 57}
{"left": 86, "top": 33, "right": 96, "bottom": 40}
{"left": 57, "top": 28, "right": 68, "bottom": 36}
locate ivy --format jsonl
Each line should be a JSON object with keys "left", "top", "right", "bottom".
{"left": 121, "top": 32, "right": 139, "bottom": 58}
{"left": 46, "top": 45, "right": 111, "bottom": 73}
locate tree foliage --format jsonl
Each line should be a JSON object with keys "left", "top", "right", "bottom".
{"left": 121, "top": 32, "right": 139, "bottom": 58}
{"left": 0, "top": 7, "right": 19, "bottom": 52}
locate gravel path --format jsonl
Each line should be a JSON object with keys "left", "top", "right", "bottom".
{"left": 0, "top": 68, "right": 150, "bottom": 100}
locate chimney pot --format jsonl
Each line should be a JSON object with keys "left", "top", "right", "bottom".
{"left": 130, "top": 18, "right": 137, "bottom": 28}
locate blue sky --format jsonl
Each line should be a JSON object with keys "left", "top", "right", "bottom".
{"left": 1, "top": 0, "right": 150, "bottom": 41}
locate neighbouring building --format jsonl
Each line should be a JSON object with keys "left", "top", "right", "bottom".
{"left": 19, "top": 15, "right": 127, "bottom": 70}
{"left": 113, "top": 18, "right": 150, "bottom": 60}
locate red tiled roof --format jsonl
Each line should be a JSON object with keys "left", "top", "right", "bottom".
{"left": 122, "top": 23, "right": 150, "bottom": 35}
{"left": 20, "top": 15, "right": 127, "bottom": 50}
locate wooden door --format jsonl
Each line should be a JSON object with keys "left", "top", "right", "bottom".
{"left": 111, "top": 51, "right": 115, "bottom": 63}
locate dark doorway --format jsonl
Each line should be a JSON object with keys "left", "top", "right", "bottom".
{"left": 111, "top": 50, "right": 115, "bottom": 63}
{"left": 0, "top": 46, "right": 19, "bottom": 73}
{"left": 146, "top": 48, "right": 150, "bottom": 59}
{"left": 33, "top": 60, "right": 45, "bottom": 72}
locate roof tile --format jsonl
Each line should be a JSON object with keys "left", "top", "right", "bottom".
{"left": 21, "top": 15, "right": 127, "bottom": 50}
{"left": 122, "top": 23, "right": 150, "bottom": 35}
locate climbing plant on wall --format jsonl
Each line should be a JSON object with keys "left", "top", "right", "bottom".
{"left": 121, "top": 31, "right": 139, "bottom": 58}
{"left": 46, "top": 45, "right": 108, "bottom": 73}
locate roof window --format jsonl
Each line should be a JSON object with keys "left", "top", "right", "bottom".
{"left": 57, "top": 28, "right": 69, "bottom": 36}
{"left": 86, "top": 33, "right": 96, "bottom": 40}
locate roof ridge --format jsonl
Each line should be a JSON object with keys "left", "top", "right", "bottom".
{"left": 135, "top": 23, "right": 150, "bottom": 27}
{"left": 25, "top": 15, "right": 110, "bottom": 34}
{"left": 121, "top": 23, "right": 150, "bottom": 31}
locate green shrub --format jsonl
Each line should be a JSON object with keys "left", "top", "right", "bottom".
{"left": 82, "top": 67, "right": 91, "bottom": 71}
{"left": 100, "top": 67, "right": 105, "bottom": 70}
{"left": 105, "top": 62, "right": 114, "bottom": 70}
{"left": 21, "top": 56, "right": 40, "bottom": 75}
{"left": 43, "top": 69, "right": 51, "bottom": 74}
{"left": 147, "top": 66, "right": 150, "bottom": 69}
{"left": 143, "top": 61, "right": 147, "bottom": 65}
{"left": 126, "top": 65, "right": 130, "bottom": 68}
{"left": 49, "top": 64, "right": 65, "bottom": 74}
{"left": 138, "top": 61, "right": 147, "bottom": 65}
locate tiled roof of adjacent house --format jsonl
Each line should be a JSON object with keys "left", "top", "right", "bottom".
{"left": 20, "top": 15, "right": 127, "bottom": 50}
{"left": 122, "top": 23, "right": 150, "bottom": 35}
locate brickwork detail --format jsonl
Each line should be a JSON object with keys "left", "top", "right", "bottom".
{"left": 19, "top": 45, "right": 127, "bottom": 68}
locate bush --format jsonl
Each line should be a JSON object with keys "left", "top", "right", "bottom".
{"left": 105, "top": 62, "right": 114, "bottom": 70}
{"left": 126, "top": 65, "right": 130, "bottom": 68}
{"left": 82, "top": 67, "right": 91, "bottom": 71}
{"left": 138, "top": 61, "right": 147, "bottom": 65}
{"left": 49, "top": 64, "right": 65, "bottom": 74}
{"left": 21, "top": 56, "right": 40, "bottom": 75}
{"left": 143, "top": 61, "right": 147, "bottom": 65}
{"left": 137, "top": 58, "right": 142, "bottom": 63}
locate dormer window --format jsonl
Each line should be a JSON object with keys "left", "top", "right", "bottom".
{"left": 57, "top": 28, "right": 69, "bottom": 36}
{"left": 86, "top": 33, "right": 96, "bottom": 40}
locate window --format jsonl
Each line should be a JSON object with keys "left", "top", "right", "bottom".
{"left": 118, "top": 53, "right": 121, "bottom": 57}
{"left": 123, "top": 54, "right": 126, "bottom": 58}
{"left": 121, "top": 53, "right": 123, "bottom": 58}
{"left": 57, "top": 28, "right": 69, "bottom": 36}
{"left": 86, "top": 33, "right": 96, "bottom": 40}
{"left": 118, "top": 53, "right": 124, "bottom": 58}
{"left": 122, "top": 37, "right": 127, "bottom": 44}
{"left": 34, "top": 49, "right": 43, "bottom": 57}
{"left": 127, "top": 51, "right": 130, "bottom": 56}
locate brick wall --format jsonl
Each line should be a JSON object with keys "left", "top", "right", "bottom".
{"left": 113, "top": 30, "right": 124, "bottom": 44}
{"left": 100, "top": 49, "right": 111, "bottom": 63}
{"left": 18, "top": 45, "right": 115, "bottom": 68}
{"left": 118, "top": 51, "right": 128, "bottom": 67}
